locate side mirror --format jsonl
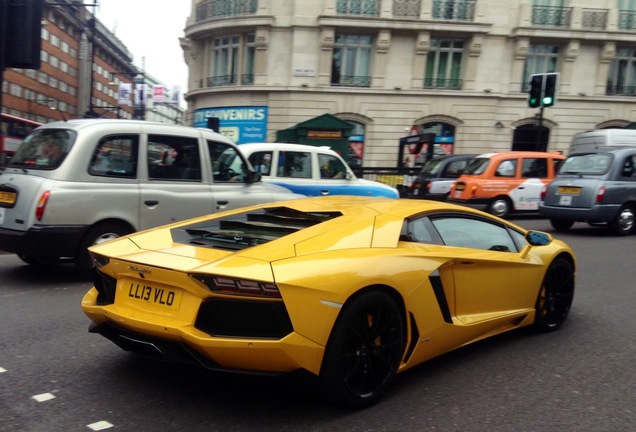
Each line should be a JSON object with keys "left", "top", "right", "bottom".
{"left": 247, "top": 170, "right": 262, "bottom": 183}
{"left": 526, "top": 230, "right": 552, "bottom": 246}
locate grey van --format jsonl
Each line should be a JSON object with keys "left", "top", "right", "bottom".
{"left": 0, "top": 119, "right": 300, "bottom": 275}
{"left": 539, "top": 147, "right": 636, "bottom": 235}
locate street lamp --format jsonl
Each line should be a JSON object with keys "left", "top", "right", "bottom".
{"left": 109, "top": 70, "right": 146, "bottom": 120}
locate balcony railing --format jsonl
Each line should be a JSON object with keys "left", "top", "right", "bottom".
{"left": 618, "top": 10, "right": 636, "bottom": 30}
{"left": 531, "top": 5, "right": 572, "bottom": 28}
{"left": 200, "top": 74, "right": 254, "bottom": 88}
{"left": 606, "top": 84, "right": 636, "bottom": 96}
{"left": 195, "top": 0, "right": 257, "bottom": 21}
{"left": 582, "top": 8, "right": 608, "bottom": 30}
{"left": 423, "top": 78, "right": 463, "bottom": 90}
{"left": 393, "top": 0, "right": 421, "bottom": 18}
{"left": 331, "top": 75, "right": 371, "bottom": 87}
{"left": 432, "top": 0, "right": 476, "bottom": 21}
{"left": 336, "top": 0, "right": 380, "bottom": 17}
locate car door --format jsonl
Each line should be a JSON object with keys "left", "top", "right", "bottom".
{"left": 428, "top": 215, "right": 542, "bottom": 323}
{"left": 139, "top": 134, "right": 214, "bottom": 229}
{"left": 509, "top": 156, "right": 550, "bottom": 211}
{"left": 206, "top": 140, "right": 273, "bottom": 211}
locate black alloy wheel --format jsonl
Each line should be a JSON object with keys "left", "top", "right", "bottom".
{"left": 534, "top": 257, "right": 575, "bottom": 332}
{"left": 320, "top": 290, "right": 405, "bottom": 409}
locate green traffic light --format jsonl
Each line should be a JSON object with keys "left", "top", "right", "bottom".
{"left": 543, "top": 96, "right": 553, "bottom": 105}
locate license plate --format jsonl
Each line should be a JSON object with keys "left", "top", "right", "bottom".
{"left": 557, "top": 186, "right": 581, "bottom": 195}
{"left": 126, "top": 281, "right": 182, "bottom": 310}
{"left": 455, "top": 184, "right": 465, "bottom": 191}
{"left": 0, "top": 191, "right": 16, "bottom": 205}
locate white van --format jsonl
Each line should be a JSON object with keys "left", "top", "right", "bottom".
{"left": 0, "top": 119, "right": 300, "bottom": 275}
{"left": 569, "top": 129, "right": 636, "bottom": 154}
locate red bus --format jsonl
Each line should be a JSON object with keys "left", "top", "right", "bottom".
{"left": 0, "top": 113, "right": 42, "bottom": 167}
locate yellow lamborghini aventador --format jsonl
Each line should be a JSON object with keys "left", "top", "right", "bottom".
{"left": 81, "top": 196, "right": 576, "bottom": 409}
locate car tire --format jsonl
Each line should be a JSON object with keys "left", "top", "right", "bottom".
{"left": 76, "top": 222, "right": 132, "bottom": 278}
{"left": 550, "top": 218, "right": 574, "bottom": 232}
{"left": 487, "top": 196, "right": 512, "bottom": 218}
{"left": 319, "top": 290, "right": 404, "bottom": 409}
{"left": 609, "top": 204, "right": 635, "bottom": 236}
{"left": 533, "top": 257, "right": 575, "bottom": 332}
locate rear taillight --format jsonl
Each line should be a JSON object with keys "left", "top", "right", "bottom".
{"left": 596, "top": 186, "right": 606, "bottom": 203}
{"left": 190, "top": 274, "right": 281, "bottom": 298}
{"left": 35, "top": 191, "right": 51, "bottom": 221}
{"left": 540, "top": 186, "right": 547, "bottom": 201}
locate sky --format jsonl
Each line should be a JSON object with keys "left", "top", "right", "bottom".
{"left": 91, "top": 0, "right": 192, "bottom": 105}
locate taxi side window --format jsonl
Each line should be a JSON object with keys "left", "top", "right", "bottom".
{"left": 208, "top": 141, "right": 247, "bottom": 182}
{"left": 621, "top": 155, "right": 636, "bottom": 178}
{"left": 318, "top": 153, "right": 347, "bottom": 179}
{"left": 248, "top": 151, "right": 273, "bottom": 175}
{"left": 522, "top": 158, "right": 548, "bottom": 178}
{"left": 88, "top": 135, "right": 139, "bottom": 178}
{"left": 278, "top": 151, "right": 312, "bottom": 178}
{"left": 147, "top": 135, "right": 201, "bottom": 181}
{"left": 495, "top": 159, "right": 517, "bottom": 177}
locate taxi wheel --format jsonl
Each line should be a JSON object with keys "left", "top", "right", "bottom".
{"left": 550, "top": 218, "right": 574, "bottom": 232}
{"left": 76, "top": 222, "right": 132, "bottom": 277}
{"left": 609, "top": 204, "right": 635, "bottom": 236}
{"left": 487, "top": 197, "right": 511, "bottom": 218}
{"left": 534, "top": 257, "right": 575, "bottom": 332}
{"left": 319, "top": 290, "right": 404, "bottom": 409}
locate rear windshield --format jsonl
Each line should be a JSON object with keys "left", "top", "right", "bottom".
{"left": 462, "top": 157, "right": 490, "bottom": 175}
{"left": 559, "top": 153, "right": 612, "bottom": 176}
{"left": 9, "top": 128, "right": 76, "bottom": 170}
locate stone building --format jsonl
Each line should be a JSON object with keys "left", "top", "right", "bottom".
{"left": 182, "top": 0, "right": 636, "bottom": 166}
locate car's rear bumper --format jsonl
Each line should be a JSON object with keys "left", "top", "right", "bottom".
{"left": 0, "top": 224, "right": 87, "bottom": 258}
{"left": 539, "top": 204, "right": 621, "bottom": 222}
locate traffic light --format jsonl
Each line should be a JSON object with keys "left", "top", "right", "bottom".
{"left": 528, "top": 74, "right": 544, "bottom": 108}
{"left": 1, "top": 0, "right": 44, "bottom": 69}
{"left": 542, "top": 73, "right": 559, "bottom": 107}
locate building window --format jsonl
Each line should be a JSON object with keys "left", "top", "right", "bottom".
{"left": 424, "top": 39, "right": 463, "bottom": 89}
{"left": 522, "top": 44, "right": 558, "bottom": 91}
{"left": 209, "top": 33, "right": 254, "bottom": 86}
{"left": 607, "top": 48, "right": 636, "bottom": 96}
{"left": 331, "top": 34, "right": 373, "bottom": 87}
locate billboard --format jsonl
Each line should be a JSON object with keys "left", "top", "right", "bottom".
{"left": 193, "top": 106, "right": 268, "bottom": 144}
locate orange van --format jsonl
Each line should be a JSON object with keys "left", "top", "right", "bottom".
{"left": 448, "top": 151, "right": 565, "bottom": 218}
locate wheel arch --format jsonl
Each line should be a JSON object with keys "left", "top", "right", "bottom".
{"left": 324, "top": 284, "right": 409, "bottom": 362}
{"left": 76, "top": 218, "right": 136, "bottom": 252}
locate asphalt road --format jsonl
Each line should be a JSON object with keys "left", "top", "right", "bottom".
{"left": 0, "top": 218, "right": 634, "bottom": 431}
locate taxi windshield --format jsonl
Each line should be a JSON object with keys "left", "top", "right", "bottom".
{"left": 418, "top": 158, "right": 444, "bottom": 175}
{"left": 463, "top": 157, "right": 490, "bottom": 175}
{"left": 9, "top": 129, "right": 75, "bottom": 170}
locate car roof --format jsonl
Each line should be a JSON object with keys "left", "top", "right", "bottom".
{"left": 476, "top": 151, "right": 565, "bottom": 159}
{"left": 36, "top": 119, "right": 234, "bottom": 144}
{"left": 239, "top": 142, "right": 338, "bottom": 155}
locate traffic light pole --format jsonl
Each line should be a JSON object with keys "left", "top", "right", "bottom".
{"left": 535, "top": 106, "right": 544, "bottom": 149}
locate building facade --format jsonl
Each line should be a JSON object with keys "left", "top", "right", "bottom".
{"left": 182, "top": 0, "right": 636, "bottom": 167}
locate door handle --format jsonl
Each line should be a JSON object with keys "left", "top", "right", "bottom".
{"left": 144, "top": 200, "right": 159, "bottom": 206}
{"left": 321, "top": 190, "right": 330, "bottom": 195}
{"left": 216, "top": 200, "right": 229, "bottom": 210}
